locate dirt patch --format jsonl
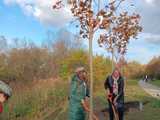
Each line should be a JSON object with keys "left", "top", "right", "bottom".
{"left": 95, "top": 101, "right": 149, "bottom": 119}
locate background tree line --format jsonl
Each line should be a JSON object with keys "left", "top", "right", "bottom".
{"left": 0, "top": 30, "right": 159, "bottom": 84}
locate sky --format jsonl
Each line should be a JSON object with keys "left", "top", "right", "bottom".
{"left": 0, "top": 0, "right": 160, "bottom": 64}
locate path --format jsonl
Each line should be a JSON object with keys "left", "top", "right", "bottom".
{"left": 139, "top": 80, "right": 160, "bottom": 99}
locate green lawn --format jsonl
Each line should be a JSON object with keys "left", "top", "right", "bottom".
{"left": 124, "top": 80, "right": 160, "bottom": 120}
{"left": 94, "top": 79, "right": 160, "bottom": 120}
{"left": 150, "top": 80, "right": 160, "bottom": 87}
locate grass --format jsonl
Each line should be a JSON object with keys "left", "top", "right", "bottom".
{"left": 0, "top": 79, "right": 160, "bottom": 120}
{"left": 0, "top": 79, "right": 69, "bottom": 120}
{"left": 124, "top": 80, "right": 160, "bottom": 120}
{"left": 94, "top": 79, "right": 160, "bottom": 120}
{"left": 50, "top": 79, "right": 160, "bottom": 120}
{"left": 150, "top": 80, "right": 160, "bottom": 87}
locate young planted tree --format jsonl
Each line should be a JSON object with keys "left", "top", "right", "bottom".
{"left": 53, "top": 0, "right": 142, "bottom": 119}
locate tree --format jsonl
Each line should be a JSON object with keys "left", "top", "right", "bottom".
{"left": 53, "top": 0, "right": 142, "bottom": 119}
{"left": 125, "top": 61, "right": 145, "bottom": 79}
{"left": 146, "top": 57, "right": 160, "bottom": 80}
{"left": 0, "top": 36, "right": 8, "bottom": 52}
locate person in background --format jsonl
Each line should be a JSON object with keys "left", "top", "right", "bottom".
{"left": 0, "top": 81, "right": 12, "bottom": 113}
{"left": 69, "top": 67, "right": 98, "bottom": 120}
{"left": 145, "top": 75, "right": 148, "bottom": 82}
{"left": 104, "top": 68, "right": 124, "bottom": 120}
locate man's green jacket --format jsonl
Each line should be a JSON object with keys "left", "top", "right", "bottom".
{"left": 69, "top": 74, "right": 89, "bottom": 120}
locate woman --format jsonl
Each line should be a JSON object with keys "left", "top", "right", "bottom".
{"left": 104, "top": 68, "right": 124, "bottom": 120}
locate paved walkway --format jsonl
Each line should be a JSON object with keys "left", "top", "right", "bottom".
{"left": 139, "top": 80, "right": 160, "bottom": 99}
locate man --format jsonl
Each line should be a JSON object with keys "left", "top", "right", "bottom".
{"left": 104, "top": 68, "right": 124, "bottom": 120}
{"left": 0, "top": 81, "right": 12, "bottom": 113}
{"left": 69, "top": 67, "right": 99, "bottom": 120}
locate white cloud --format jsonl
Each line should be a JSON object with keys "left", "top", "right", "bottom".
{"left": 144, "top": 0, "right": 160, "bottom": 6}
{"left": 137, "top": 0, "right": 160, "bottom": 34}
{"left": 124, "top": 33, "right": 160, "bottom": 64}
{"left": 144, "top": 33, "right": 160, "bottom": 44}
{"left": 3, "top": 0, "right": 73, "bottom": 27}
{"left": 127, "top": 43, "right": 158, "bottom": 64}
{"left": 145, "top": 0, "right": 154, "bottom": 4}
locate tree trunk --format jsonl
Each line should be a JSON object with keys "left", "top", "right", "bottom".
{"left": 112, "top": 50, "right": 114, "bottom": 72}
{"left": 89, "top": 30, "right": 94, "bottom": 120}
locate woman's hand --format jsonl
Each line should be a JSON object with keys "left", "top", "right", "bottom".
{"left": 113, "top": 96, "right": 118, "bottom": 106}
{"left": 113, "top": 99, "right": 117, "bottom": 106}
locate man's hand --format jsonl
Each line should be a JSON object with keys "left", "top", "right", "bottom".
{"left": 81, "top": 99, "right": 90, "bottom": 112}
{"left": 81, "top": 98, "right": 99, "bottom": 120}
{"left": 93, "top": 114, "right": 99, "bottom": 120}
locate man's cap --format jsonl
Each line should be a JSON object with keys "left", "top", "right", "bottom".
{"left": 0, "top": 81, "right": 12, "bottom": 97}
{"left": 75, "top": 67, "right": 85, "bottom": 73}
